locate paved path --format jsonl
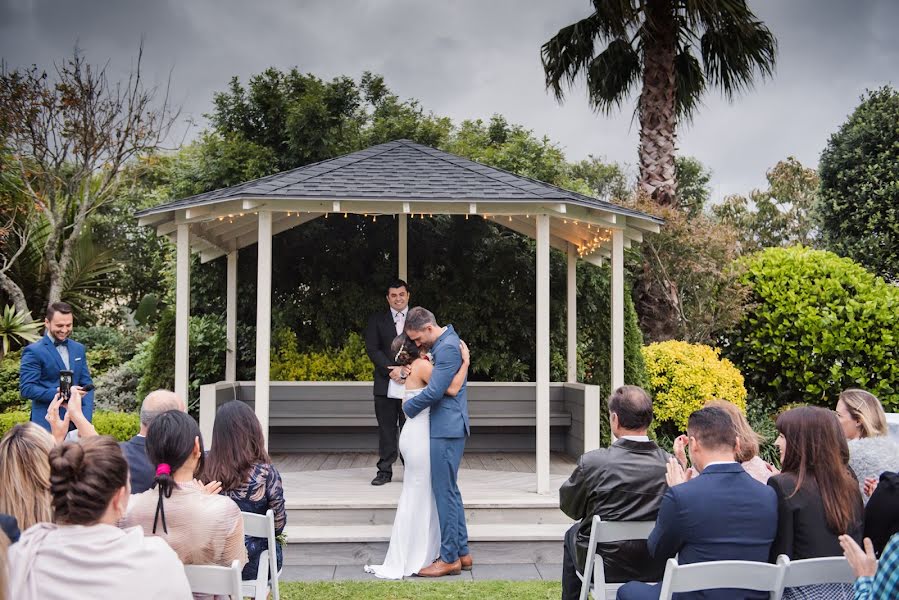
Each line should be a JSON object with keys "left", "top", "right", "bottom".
{"left": 282, "top": 562, "right": 563, "bottom": 582}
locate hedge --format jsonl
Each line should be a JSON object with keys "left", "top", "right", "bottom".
{"left": 725, "top": 246, "right": 899, "bottom": 410}
{"left": 0, "top": 410, "right": 140, "bottom": 441}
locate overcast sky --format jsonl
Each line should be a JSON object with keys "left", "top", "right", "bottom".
{"left": 2, "top": 0, "right": 897, "bottom": 201}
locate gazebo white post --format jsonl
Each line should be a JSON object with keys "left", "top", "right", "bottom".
{"left": 225, "top": 250, "right": 238, "bottom": 382}
{"left": 398, "top": 213, "right": 408, "bottom": 280}
{"left": 255, "top": 211, "right": 273, "bottom": 448}
{"left": 174, "top": 224, "right": 190, "bottom": 404}
{"left": 611, "top": 229, "right": 625, "bottom": 391}
{"left": 536, "top": 214, "right": 551, "bottom": 494}
{"left": 566, "top": 242, "right": 577, "bottom": 383}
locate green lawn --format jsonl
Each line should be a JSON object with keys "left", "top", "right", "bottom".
{"left": 279, "top": 580, "right": 562, "bottom": 599}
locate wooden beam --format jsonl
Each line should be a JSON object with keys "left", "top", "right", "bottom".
{"left": 174, "top": 224, "right": 190, "bottom": 404}
{"left": 536, "top": 215, "right": 551, "bottom": 495}
{"left": 255, "top": 211, "right": 273, "bottom": 448}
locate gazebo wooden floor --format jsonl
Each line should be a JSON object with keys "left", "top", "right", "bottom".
{"left": 272, "top": 451, "right": 578, "bottom": 475}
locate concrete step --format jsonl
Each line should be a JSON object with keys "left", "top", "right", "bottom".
{"left": 282, "top": 523, "right": 570, "bottom": 566}
{"left": 286, "top": 503, "right": 571, "bottom": 526}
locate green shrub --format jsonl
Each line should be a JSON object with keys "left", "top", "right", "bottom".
{"left": 0, "top": 351, "right": 23, "bottom": 412}
{"left": 725, "top": 246, "right": 899, "bottom": 410}
{"left": 0, "top": 411, "right": 28, "bottom": 437}
{"left": 94, "top": 362, "right": 143, "bottom": 412}
{"left": 271, "top": 329, "right": 372, "bottom": 381}
{"left": 0, "top": 410, "right": 138, "bottom": 441}
{"left": 93, "top": 411, "right": 140, "bottom": 441}
{"left": 643, "top": 340, "right": 747, "bottom": 432}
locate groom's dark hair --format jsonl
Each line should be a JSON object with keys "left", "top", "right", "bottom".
{"left": 386, "top": 279, "right": 409, "bottom": 294}
{"left": 404, "top": 307, "right": 437, "bottom": 332}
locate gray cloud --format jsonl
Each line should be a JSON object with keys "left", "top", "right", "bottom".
{"left": 2, "top": 0, "right": 896, "bottom": 200}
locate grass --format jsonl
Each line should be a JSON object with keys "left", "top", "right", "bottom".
{"left": 279, "top": 580, "right": 562, "bottom": 599}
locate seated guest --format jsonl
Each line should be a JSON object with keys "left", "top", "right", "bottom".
{"left": 769, "top": 406, "right": 864, "bottom": 599}
{"left": 862, "top": 470, "right": 899, "bottom": 557}
{"left": 122, "top": 410, "right": 247, "bottom": 571}
{"left": 0, "top": 423, "right": 54, "bottom": 531}
{"left": 835, "top": 388, "right": 899, "bottom": 501}
{"left": 203, "top": 400, "right": 286, "bottom": 581}
{"left": 120, "top": 390, "right": 184, "bottom": 494}
{"left": 618, "top": 406, "right": 778, "bottom": 600}
{"left": 840, "top": 532, "right": 899, "bottom": 600}
{"left": 675, "top": 399, "right": 778, "bottom": 484}
{"left": 7, "top": 436, "right": 191, "bottom": 599}
{"left": 559, "top": 385, "right": 670, "bottom": 600}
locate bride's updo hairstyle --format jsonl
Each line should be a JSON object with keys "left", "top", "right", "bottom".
{"left": 49, "top": 436, "right": 128, "bottom": 525}
{"left": 391, "top": 334, "right": 421, "bottom": 366}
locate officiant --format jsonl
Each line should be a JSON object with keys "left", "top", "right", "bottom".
{"left": 364, "top": 280, "right": 412, "bottom": 486}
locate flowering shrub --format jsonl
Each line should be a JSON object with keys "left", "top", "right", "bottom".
{"left": 643, "top": 340, "right": 747, "bottom": 431}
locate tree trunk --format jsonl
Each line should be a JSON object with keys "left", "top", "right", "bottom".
{"left": 0, "top": 272, "right": 30, "bottom": 316}
{"left": 638, "top": 0, "right": 678, "bottom": 206}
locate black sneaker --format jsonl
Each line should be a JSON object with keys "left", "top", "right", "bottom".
{"left": 371, "top": 473, "right": 392, "bottom": 486}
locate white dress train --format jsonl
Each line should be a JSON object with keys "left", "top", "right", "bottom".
{"left": 364, "top": 388, "right": 441, "bottom": 579}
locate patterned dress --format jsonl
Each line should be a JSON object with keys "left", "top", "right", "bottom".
{"left": 223, "top": 463, "right": 287, "bottom": 580}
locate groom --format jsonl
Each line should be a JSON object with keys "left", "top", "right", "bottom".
{"left": 403, "top": 307, "right": 472, "bottom": 576}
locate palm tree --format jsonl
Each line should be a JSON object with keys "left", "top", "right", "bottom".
{"left": 542, "top": 0, "right": 776, "bottom": 206}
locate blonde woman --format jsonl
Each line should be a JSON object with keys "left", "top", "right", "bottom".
{"left": 0, "top": 423, "right": 54, "bottom": 531}
{"left": 674, "top": 399, "right": 778, "bottom": 483}
{"left": 836, "top": 389, "right": 899, "bottom": 501}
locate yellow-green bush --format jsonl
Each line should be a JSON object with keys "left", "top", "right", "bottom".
{"left": 0, "top": 410, "right": 139, "bottom": 441}
{"left": 642, "top": 340, "right": 747, "bottom": 431}
{"left": 271, "top": 329, "right": 373, "bottom": 381}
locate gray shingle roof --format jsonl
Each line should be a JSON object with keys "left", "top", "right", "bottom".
{"left": 136, "top": 139, "right": 661, "bottom": 223}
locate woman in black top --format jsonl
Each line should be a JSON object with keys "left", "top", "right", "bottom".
{"left": 768, "top": 407, "right": 864, "bottom": 600}
{"left": 863, "top": 471, "right": 899, "bottom": 556}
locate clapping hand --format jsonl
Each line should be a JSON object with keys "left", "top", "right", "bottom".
{"left": 863, "top": 477, "right": 879, "bottom": 497}
{"left": 672, "top": 435, "right": 689, "bottom": 469}
{"left": 45, "top": 393, "right": 72, "bottom": 444}
{"left": 840, "top": 535, "right": 877, "bottom": 578}
{"left": 666, "top": 457, "right": 692, "bottom": 487}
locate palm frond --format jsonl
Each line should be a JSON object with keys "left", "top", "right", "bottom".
{"left": 700, "top": 14, "right": 777, "bottom": 100}
{"left": 586, "top": 38, "right": 642, "bottom": 114}
{"left": 674, "top": 49, "right": 706, "bottom": 121}
{"left": 0, "top": 304, "right": 42, "bottom": 358}
{"left": 60, "top": 223, "right": 119, "bottom": 321}
{"left": 542, "top": 13, "right": 605, "bottom": 101}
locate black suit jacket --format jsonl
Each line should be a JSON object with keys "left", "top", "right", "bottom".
{"left": 559, "top": 438, "right": 671, "bottom": 582}
{"left": 864, "top": 471, "right": 899, "bottom": 556}
{"left": 120, "top": 435, "right": 155, "bottom": 494}
{"left": 365, "top": 309, "right": 401, "bottom": 397}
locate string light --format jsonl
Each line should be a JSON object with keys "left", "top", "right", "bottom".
{"left": 373, "top": 215, "right": 377, "bottom": 222}
{"left": 344, "top": 212, "right": 348, "bottom": 218}
{"left": 325, "top": 213, "right": 329, "bottom": 219}
{"left": 465, "top": 214, "right": 469, "bottom": 220}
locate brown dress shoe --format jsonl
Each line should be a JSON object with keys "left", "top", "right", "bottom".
{"left": 417, "top": 559, "right": 462, "bottom": 577}
{"left": 460, "top": 554, "right": 473, "bottom": 571}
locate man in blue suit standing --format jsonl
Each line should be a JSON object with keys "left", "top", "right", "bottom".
{"left": 20, "top": 302, "right": 94, "bottom": 433}
{"left": 618, "top": 406, "right": 778, "bottom": 600}
{"left": 403, "top": 307, "right": 472, "bottom": 577}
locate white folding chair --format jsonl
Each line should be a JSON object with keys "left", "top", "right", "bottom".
{"left": 241, "top": 509, "right": 282, "bottom": 600}
{"left": 183, "top": 559, "right": 243, "bottom": 599}
{"left": 657, "top": 557, "right": 787, "bottom": 600}
{"left": 776, "top": 555, "right": 857, "bottom": 597}
{"left": 577, "top": 515, "right": 657, "bottom": 600}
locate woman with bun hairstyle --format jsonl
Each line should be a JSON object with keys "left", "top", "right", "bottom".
{"left": 7, "top": 436, "right": 191, "bottom": 599}
{"left": 122, "top": 410, "right": 246, "bottom": 574}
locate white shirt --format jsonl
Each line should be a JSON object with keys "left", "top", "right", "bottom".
{"left": 391, "top": 307, "right": 408, "bottom": 335}
{"left": 703, "top": 460, "right": 738, "bottom": 468}
{"left": 47, "top": 332, "right": 70, "bottom": 369}
{"left": 619, "top": 435, "right": 651, "bottom": 442}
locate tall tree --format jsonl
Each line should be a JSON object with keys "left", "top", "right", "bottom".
{"left": 542, "top": 0, "right": 776, "bottom": 205}
{"left": 0, "top": 46, "right": 177, "bottom": 315}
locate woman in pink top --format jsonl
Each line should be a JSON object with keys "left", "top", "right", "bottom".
{"left": 674, "top": 399, "right": 778, "bottom": 483}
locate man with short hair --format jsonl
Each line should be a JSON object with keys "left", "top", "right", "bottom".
{"left": 559, "top": 385, "right": 670, "bottom": 600}
{"left": 20, "top": 302, "right": 94, "bottom": 432}
{"left": 120, "top": 389, "right": 185, "bottom": 494}
{"left": 364, "top": 280, "right": 412, "bottom": 486}
{"left": 618, "top": 406, "right": 778, "bottom": 600}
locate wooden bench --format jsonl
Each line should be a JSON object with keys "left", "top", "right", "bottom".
{"left": 201, "top": 381, "right": 600, "bottom": 455}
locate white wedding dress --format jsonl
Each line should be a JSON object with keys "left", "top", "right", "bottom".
{"left": 364, "top": 388, "right": 441, "bottom": 579}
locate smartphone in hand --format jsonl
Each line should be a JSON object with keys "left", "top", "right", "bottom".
{"left": 59, "top": 370, "right": 74, "bottom": 402}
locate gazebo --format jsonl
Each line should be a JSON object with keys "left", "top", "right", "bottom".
{"left": 136, "top": 139, "right": 662, "bottom": 494}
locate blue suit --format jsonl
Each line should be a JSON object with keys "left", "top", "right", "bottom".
{"left": 403, "top": 325, "right": 470, "bottom": 562}
{"left": 617, "top": 463, "right": 778, "bottom": 600}
{"left": 20, "top": 334, "right": 94, "bottom": 431}
{"left": 120, "top": 435, "right": 155, "bottom": 494}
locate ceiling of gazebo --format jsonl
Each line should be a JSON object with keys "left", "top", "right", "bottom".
{"left": 136, "top": 139, "right": 662, "bottom": 265}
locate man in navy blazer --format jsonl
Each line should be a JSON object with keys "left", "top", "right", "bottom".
{"left": 20, "top": 302, "right": 94, "bottom": 432}
{"left": 618, "top": 407, "right": 778, "bottom": 600}
{"left": 403, "top": 307, "right": 472, "bottom": 577}
{"left": 120, "top": 389, "right": 185, "bottom": 493}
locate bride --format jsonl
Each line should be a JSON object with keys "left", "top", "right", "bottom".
{"left": 364, "top": 333, "right": 470, "bottom": 579}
